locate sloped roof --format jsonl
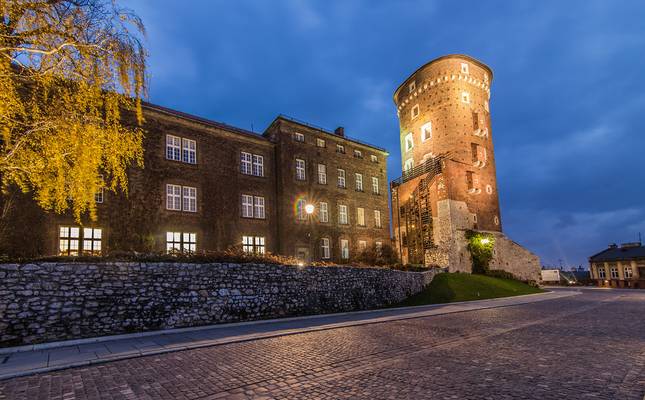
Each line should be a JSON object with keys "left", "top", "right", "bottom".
{"left": 589, "top": 245, "right": 645, "bottom": 262}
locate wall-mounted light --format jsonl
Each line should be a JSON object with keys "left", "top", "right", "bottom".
{"left": 305, "top": 204, "right": 315, "bottom": 215}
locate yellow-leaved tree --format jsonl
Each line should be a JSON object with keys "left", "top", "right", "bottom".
{"left": 0, "top": 0, "right": 146, "bottom": 222}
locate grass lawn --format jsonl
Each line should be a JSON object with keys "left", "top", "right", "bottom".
{"left": 395, "top": 272, "right": 545, "bottom": 307}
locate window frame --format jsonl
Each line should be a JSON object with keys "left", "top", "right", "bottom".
{"left": 182, "top": 186, "right": 197, "bottom": 213}
{"left": 321, "top": 238, "right": 331, "bottom": 259}
{"left": 166, "top": 184, "right": 182, "bottom": 211}
{"left": 316, "top": 138, "right": 325, "bottom": 148}
{"left": 294, "top": 132, "right": 305, "bottom": 142}
{"left": 243, "top": 235, "right": 266, "bottom": 255}
{"left": 340, "top": 239, "right": 349, "bottom": 260}
{"left": 336, "top": 144, "right": 345, "bottom": 154}
{"left": 240, "top": 152, "right": 253, "bottom": 175}
{"left": 374, "top": 210, "right": 382, "bottom": 228}
{"left": 182, "top": 138, "right": 197, "bottom": 164}
{"left": 355, "top": 173, "right": 363, "bottom": 191}
{"left": 372, "top": 177, "right": 379, "bottom": 194}
{"left": 241, "top": 194, "right": 254, "bottom": 218}
{"left": 295, "top": 158, "right": 306, "bottom": 181}
{"left": 338, "top": 204, "right": 349, "bottom": 225}
{"left": 166, "top": 134, "right": 181, "bottom": 161}
{"left": 357, "top": 207, "right": 365, "bottom": 227}
{"left": 337, "top": 169, "right": 346, "bottom": 188}
{"left": 319, "top": 201, "right": 329, "bottom": 223}
{"left": 165, "top": 231, "right": 196, "bottom": 254}
{"left": 405, "top": 132, "right": 414, "bottom": 151}
{"left": 411, "top": 104, "right": 420, "bottom": 119}
{"left": 421, "top": 122, "right": 432, "bottom": 142}
{"left": 317, "top": 163, "right": 327, "bottom": 184}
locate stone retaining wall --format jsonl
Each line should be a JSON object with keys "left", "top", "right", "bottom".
{"left": 0, "top": 262, "right": 440, "bottom": 347}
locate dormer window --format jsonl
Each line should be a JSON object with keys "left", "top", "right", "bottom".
{"left": 404, "top": 132, "right": 414, "bottom": 152}
{"left": 461, "top": 63, "right": 469, "bottom": 74}
{"left": 411, "top": 104, "right": 420, "bottom": 119}
{"left": 421, "top": 122, "right": 432, "bottom": 142}
{"left": 294, "top": 132, "right": 305, "bottom": 142}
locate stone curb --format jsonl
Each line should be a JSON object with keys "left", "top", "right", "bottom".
{"left": 0, "top": 290, "right": 577, "bottom": 381}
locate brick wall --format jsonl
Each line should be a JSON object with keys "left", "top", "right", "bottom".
{"left": 0, "top": 262, "right": 440, "bottom": 347}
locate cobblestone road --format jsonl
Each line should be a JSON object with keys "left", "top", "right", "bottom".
{"left": 1, "top": 289, "right": 643, "bottom": 399}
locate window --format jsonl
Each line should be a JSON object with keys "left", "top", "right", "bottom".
{"left": 294, "top": 132, "right": 305, "bottom": 142}
{"left": 95, "top": 187, "right": 104, "bottom": 204}
{"left": 357, "top": 207, "right": 365, "bottom": 226}
{"left": 374, "top": 210, "right": 382, "bottom": 228}
{"left": 461, "top": 91, "right": 470, "bottom": 104}
{"left": 358, "top": 240, "right": 367, "bottom": 251}
{"left": 421, "top": 122, "right": 432, "bottom": 142}
{"left": 375, "top": 241, "right": 383, "bottom": 254}
{"left": 466, "top": 171, "right": 480, "bottom": 193}
{"left": 317, "top": 164, "right": 327, "bottom": 184}
{"left": 355, "top": 173, "right": 363, "bottom": 191}
{"left": 597, "top": 266, "right": 606, "bottom": 279}
{"left": 254, "top": 196, "right": 265, "bottom": 219}
{"left": 408, "top": 81, "right": 416, "bottom": 93}
{"left": 241, "top": 194, "right": 254, "bottom": 218}
{"left": 404, "top": 158, "right": 414, "bottom": 172}
{"left": 295, "top": 158, "right": 306, "bottom": 180}
{"left": 336, "top": 144, "right": 345, "bottom": 154}
{"left": 319, "top": 202, "right": 329, "bottom": 223}
{"left": 404, "top": 132, "right": 414, "bottom": 152}
{"left": 242, "top": 236, "right": 265, "bottom": 254}
{"left": 166, "top": 184, "right": 182, "bottom": 211}
{"left": 252, "top": 154, "right": 264, "bottom": 177}
{"left": 58, "top": 226, "right": 80, "bottom": 256}
{"left": 240, "top": 152, "right": 252, "bottom": 175}
{"left": 340, "top": 239, "right": 349, "bottom": 260}
{"left": 370, "top": 154, "right": 378, "bottom": 163}
{"left": 624, "top": 266, "right": 633, "bottom": 279}
{"left": 411, "top": 104, "right": 420, "bottom": 119}
{"left": 296, "top": 199, "right": 307, "bottom": 220}
{"left": 338, "top": 204, "right": 348, "bottom": 225}
{"left": 321, "top": 238, "right": 331, "bottom": 259}
{"left": 316, "top": 138, "right": 325, "bottom": 148}
{"left": 337, "top": 169, "right": 346, "bottom": 188}
{"left": 461, "top": 63, "right": 469, "bottom": 74}
{"left": 182, "top": 186, "right": 197, "bottom": 212}
{"left": 166, "top": 135, "right": 181, "bottom": 161}
{"left": 486, "top": 185, "right": 493, "bottom": 194}
{"left": 82, "top": 228, "right": 102, "bottom": 255}
{"left": 494, "top": 216, "right": 500, "bottom": 226}
{"left": 166, "top": 232, "right": 196, "bottom": 254}
{"left": 182, "top": 138, "right": 197, "bottom": 164}
{"left": 372, "top": 177, "right": 379, "bottom": 194}
{"left": 472, "top": 111, "right": 480, "bottom": 130}
{"left": 610, "top": 266, "right": 619, "bottom": 279}
{"left": 353, "top": 149, "right": 363, "bottom": 158}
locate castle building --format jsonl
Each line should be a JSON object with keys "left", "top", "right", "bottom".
{"left": 0, "top": 103, "right": 390, "bottom": 263}
{"left": 390, "top": 55, "right": 540, "bottom": 281}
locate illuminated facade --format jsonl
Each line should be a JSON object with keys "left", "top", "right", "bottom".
{"left": 390, "top": 54, "right": 540, "bottom": 281}
{"left": 0, "top": 105, "right": 390, "bottom": 263}
{"left": 589, "top": 243, "right": 645, "bottom": 289}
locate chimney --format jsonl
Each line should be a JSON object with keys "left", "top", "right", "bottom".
{"left": 334, "top": 126, "right": 345, "bottom": 136}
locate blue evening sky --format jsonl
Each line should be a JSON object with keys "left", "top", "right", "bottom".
{"left": 123, "top": 0, "right": 645, "bottom": 268}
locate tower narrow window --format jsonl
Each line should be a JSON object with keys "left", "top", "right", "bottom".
{"left": 404, "top": 158, "right": 414, "bottom": 173}
{"left": 461, "top": 63, "right": 469, "bottom": 74}
{"left": 411, "top": 104, "right": 420, "bottom": 119}
{"left": 421, "top": 122, "right": 432, "bottom": 142}
{"left": 405, "top": 132, "right": 414, "bottom": 152}
{"left": 461, "top": 92, "right": 470, "bottom": 104}
{"left": 408, "top": 81, "right": 416, "bottom": 93}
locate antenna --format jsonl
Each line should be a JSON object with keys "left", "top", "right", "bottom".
{"left": 639, "top": 232, "right": 642, "bottom": 245}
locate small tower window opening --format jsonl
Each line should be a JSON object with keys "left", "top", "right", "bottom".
{"left": 404, "top": 158, "right": 414, "bottom": 172}
{"left": 486, "top": 184, "right": 493, "bottom": 194}
{"left": 411, "top": 104, "right": 420, "bottom": 119}
{"left": 421, "top": 122, "right": 432, "bottom": 141}
{"left": 472, "top": 111, "right": 480, "bottom": 130}
{"left": 461, "top": 63, "right": 469, "bottom": 74}
{"left": 409, "top": 81, "right": 416, "bottom": 94}
{"left": 494, "top": 216, "right": 500, "bottom": 226}
{"left": 466, "top": 171, "right": 481, "bottom": 194}
{"left": 404, "top": 132, "right": 414, "bottom": 152}
{"left": 461, "top": 92, "right": 470, "bottom": 104}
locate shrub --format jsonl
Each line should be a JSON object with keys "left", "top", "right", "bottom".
{"left": 465, "top": 230, "right": 495, "bottom": 274}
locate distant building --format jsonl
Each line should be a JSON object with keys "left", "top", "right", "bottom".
{"left": 589, "top": 243, "right": 645, "bottom": 289}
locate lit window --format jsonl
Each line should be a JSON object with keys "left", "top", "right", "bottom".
{"left": 338, "top": 204, "right": 348, "bottom": 225}
{"left": 240, "top": 152, "right": 252, "bottom": 175}
{"left": 461, "top": 63, "right": 469, "bottom": 74}
{"left": 317, "top": 164, "right": 327, "bottom": 184}
{"left": 340, "top": 239, "right": 349, "bottom": 260}
{"left": 296, "top": 199, "right": 307, "bottom": 220}
{"left": 166, "top": 184, "right": 182, "bottom": 211}
{"left": 421, "top": 122, "right": 432, "bottom": 142}
{"left": 405, "top": 132, "right": 414, "bottom": 151}
{"left": 358, "top": 240, "right": 367, "bottom": 251}
{"left": 254, "top": 196, "right": 265, "bottom": 219}
{"left": 597, "top": 267, "right": 606, "bottom": 279}
{"left": 336, "top": 144, "right": 345, "bottom": 154}
{"left": 321, "top": 238, "right": 331, "bottom": 259}
{"left": 294, "top": 132, "right": 305, "bottom": 142}
{"left": 82, "top": 228, "right": 102, "bottom": 255}
{"left": 166, "top": 134, "right": 181, "bottom": 161}
{"left": 494, "top": 216, "right": 499, "bottom": 226}
{"left": 357, "top": 207, "right": 365, "bottom": 226}
{"left": 422, "top": 153, "right": 433, "bottom": 163}
{"left": 59, "top": 226, "right": 81, "bottom": 256}
{"left": 355, "top": 173, "right": 363, "bottom": 191}
{"left": 486, "top": 185, "right": 493, "bottom": 194}
{"left": 411, "top": 104, "right": 420, "bottom": 119}
{"left": 182, "top": 186, "right": 197, "bottom": 212}
{"left": 295, "top": 158, "right": 306, "bottom": 180}
{"left": 408, "top": 81, "right": 416, "bottom": 93}
{"left": 337, "top": 169, "right": 346, "bottom": 188}
{"left": 182, "top": 138, "right": 197, "bottom": 164}
{"left": 404, "top": 158, "right": 414, "bottom": 172}
{"left": 95, "top": 175, "right": 104, "bottom": 203}
{"left": 316, "top": 138, "right": 325, "bottom": 148}
{"left": 610, "top": 266, "right": 619, "bottom": 279}
{"left": 372, "top": 177, "right": 379, "bottom": 194}
{"left": 319, "top": 202, "right": 329, "bottom": 223}
{"left": 461, "top": 92, "right": 470, "bottom": 104}
{"left": 242, "top": 236, "right": 265, "bottom": 255}
{"left": 353, "top": 149, "right": 363, "bottom": 158}
{"left": 624, "top": 266, "right": 633, "bottom": 279}
{"left": 241, "top": 194, "right": 254, "bottom": 218}
{"left": 375, "top": 241, "right": 383, "bottom": 254}
{"left": 166, "top": 232, "right": 196, "bottom": 254}
{"left": 374, "top": 210, "right": 382, "bottom": 228}
{"left": 370, "top": 155, "right": 378, "bottom": 163}
{"left": 252, "top": 154, "right": 264, "bottom": 177}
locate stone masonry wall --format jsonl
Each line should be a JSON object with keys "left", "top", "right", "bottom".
{"left": 0, "top": 262, "right": 439, "bottom": 347}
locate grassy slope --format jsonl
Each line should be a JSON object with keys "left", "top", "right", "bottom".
{"left": 396, "top": 273, "right": 544, "bottom": 307}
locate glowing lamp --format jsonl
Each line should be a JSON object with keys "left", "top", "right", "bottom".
{"left": 480, "top": 238, "right": 490, "bottom": 245}
{"left": 305, "top": 204, "right": 315, "bottom": 214}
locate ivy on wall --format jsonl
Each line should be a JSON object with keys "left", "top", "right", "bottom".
{"left": 465, "top": 230, "right": 495, "bottom": 274}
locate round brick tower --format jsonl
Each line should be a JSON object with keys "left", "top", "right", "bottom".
{"left": 392, "top": 54, "right": 501, "bottom": 232}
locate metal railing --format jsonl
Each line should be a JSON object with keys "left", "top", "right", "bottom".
{"left": 391, "top": 155, "right": 445, "bottom": 187}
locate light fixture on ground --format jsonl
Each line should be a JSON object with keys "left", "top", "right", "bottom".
{"left": 480, "top": 238, "right": 490, "bottom": 245}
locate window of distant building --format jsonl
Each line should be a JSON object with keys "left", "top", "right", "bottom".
{"left": 317, "top": 164, "right": 327, "bottom": 184}
{"left": 461, "top": 63, "right": 469, "bottom": 74}
{"left": 355, "top": 173, "right": 363, "bottom": 191}
{"left": 610, "top": 266, "right": 619, "bottom": 279}
{"left": 182, "top": 186, "right": 197, "bottom": 212}
{"left": 319, "top": 201, "right": 329, "bottom": 223}
{"left": 461, "top": 91, "right": 470, "bottom": 104}
{"left": 624, "top": 266, "right": 633, "bottom": 279}
{"left": 338, "top": 204, "right": 349, "bottom": 225}
{"left": 166, "top": 232, "right": 196, "bottom": 254}
{"left": 166, "top": 134, "right": 181, "bottom": 161}
{"left": 372, "top": 177, "right": 379, "bottom": 194}
{"left": 166, "top": 135, "right": 196, "bottom": 164}
{"left": 408, "top": 81, "right": 416, "bottom": 93}
{"left": 340, "top": 239, "right": 349, "bottom": 260}
{"left": 411, "top": 104, "right": 420, "bottom": 119}
{"left": 353, "top": 149, "right": 363, "bottom": 159}
{"left": 358, "top": 240, "right": 367, "bottom": 252}
{"left": 166, "top": 184, "right": 196, "bottom": 212}
{"left": 375, "top": 241, "right": 383, "bottom": 255}
{"left": 296, "top": 199, "right": 307, "bottom": 220}
{"left": 357, "top": 207, "right": 365, "bottom": 227}
{"left": 182, "top": 138, "right": 196, "bottom": 164}
{"left": 337, "top": 169, "right": 346, "bottom": 188}
{"left": 59, "top": 226, "right": 102, "bottom": 256}
{"left": 405, "top": 132, "right": 414, "bottom": 151}
{"left": 597, "top": 266, "right": 606, "bottom": 279}
{"left": 404, "top": 158, "right": 414, "bottom": 172}
{"left": 95, "top": 175, "right": 104, "bottom": 204}
{"left": 295, "top": 158, "right": 306, "bottom": 180}
{"left": 240, "top": 152, "right": 264, "bottom": 177}
{"left": 337, "top": 144, "right": 345, "bottom": 154}
{"left": 243, "top": 236, "right": 265, "bottom": 255}
{"left": 316, "top": 138, "right": 325, "bottom": 148}
{"left": 321, "top": 238, "right": 331, "bottom": 259}
{"left": 241, "top": 194, "right": 265, "bottom": 219}
{"left": 370, "top": 154, "right": 378, "bottom": 163}
{"left": 252, "top": 154, "right": 264, "bottom": 176}
{"left": 374, "top": 210, "right": 382, "bottom": 228}
{"left": 294, "top": 132, "right": 305, "bottom": 142}
{"left": 421, "top": 122, "right": 432, "bottom": 142}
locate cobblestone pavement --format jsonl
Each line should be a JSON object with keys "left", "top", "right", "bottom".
{"left": 1, "top": 289, "right": 643, "bottom": 399}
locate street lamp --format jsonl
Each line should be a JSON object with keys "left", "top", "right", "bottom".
{"left": 305, "top": 203, "right": 315, "bottom": 215}
{"left": 305, "top": 203, "right": 315, "bottom": 263}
